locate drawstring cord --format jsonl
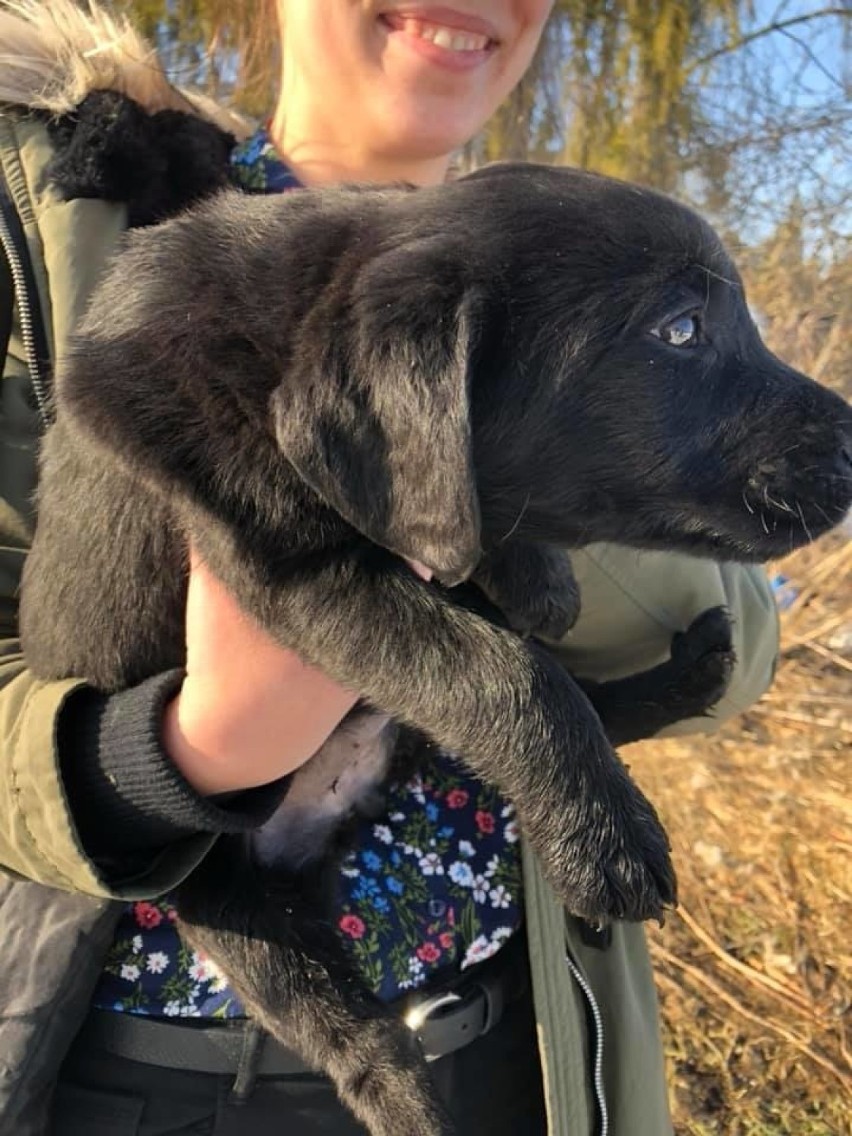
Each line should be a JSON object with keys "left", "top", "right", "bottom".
{"left": 228, "top": 1020, "right": 267, "bottom": 1104}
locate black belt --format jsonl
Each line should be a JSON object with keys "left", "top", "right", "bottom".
{"left": 77, "top": 940, "right": 528, "bottom": 1076}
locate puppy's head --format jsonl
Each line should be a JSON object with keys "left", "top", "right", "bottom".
{"left": 66, "top": 166, "right": 851, "bottom": 578}
{"left": 273, "top": 164, "right": 851, "bottom": 569}
{"left": 457, "top": 164, "right": 852, "bottom": 562}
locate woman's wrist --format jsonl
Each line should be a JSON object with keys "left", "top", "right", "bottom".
{"left": 167, "top": 550, "right": 359, "bottom": 796}
{"left": 162, "top": 663, "right": 358, "bottom": 796}
{"left": 57, "top": 673, "right": 283, "bottom": 872}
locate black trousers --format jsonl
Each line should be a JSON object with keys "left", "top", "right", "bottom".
{"left": 52, "top": 985, "right": 547, "bottom": 1135}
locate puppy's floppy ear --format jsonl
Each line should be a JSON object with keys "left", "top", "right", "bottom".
{"left": 272, "top": 262, "right": 481, "bottom": 585}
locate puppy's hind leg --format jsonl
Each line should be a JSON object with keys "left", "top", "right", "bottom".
{"left": 175, "top": 840, "right": 454, "bottom": 1136}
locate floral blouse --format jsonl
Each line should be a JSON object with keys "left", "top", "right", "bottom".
{"left": 92, "top": 129, "right": 523, "bottom": 1016}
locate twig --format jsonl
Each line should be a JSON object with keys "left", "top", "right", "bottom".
{"left": 689, "top": 8, "right": 852, "bottom": 73}
{"left": 783, "top": 546, "right": 852, "bottom": 622}
{"left": 839, "top": 1019, "right": 852, "bottom": 1074}
{"left": 676, "top": 904, "right": 814, "bottom": 1014}
{"left": 749, "top": 705, "right": 852, "bottom": 730}
{"left": 784, "top": 611, "right": 852, "bottom": 649}
{"left": 761, "top": 693, "right": 852, "bottom": 707}
{"left": 651, "top": 944, "right": 852, "bottom": 1090}
{"left": 800, "top": 641, "right": 852, "bottom": 675}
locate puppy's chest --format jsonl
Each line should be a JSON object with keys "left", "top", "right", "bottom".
{"left": 251, "top": 713, "right": 397, "bottom": 872}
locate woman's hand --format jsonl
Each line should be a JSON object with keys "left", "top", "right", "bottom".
{"left": 163, "top": 550, "right": 358, "bottom": 796}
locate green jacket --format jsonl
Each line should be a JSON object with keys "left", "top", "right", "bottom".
{"left": 0, "top": 76, "right": 780, "bottom": 1136}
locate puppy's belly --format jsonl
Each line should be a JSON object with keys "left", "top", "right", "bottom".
{"left": 251, "top": 709, "right": 398, "bottom": 871}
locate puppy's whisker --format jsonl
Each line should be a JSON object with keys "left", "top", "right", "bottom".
{"left": 498, "top": 493, "right": 531, "bottom": 544}
{"left": 759, "top": 511, "right": 770, "bottom": 536}
{"left": 812, "top": 500, "right": 834, "bottom": 527}
{"left": 764, "top": 489, "right": 796, "bottom": 515}
{"left": 741, "top": 490, "right": 755, "bottom": 515}
{"left": 793, "top": 466, "right": 852, "bottom": 483}
{"left": 795, "top": 500, "right": 814, "bottom": 543}
{"left": 696, "top": 263, "right": 741, "bottom": 290}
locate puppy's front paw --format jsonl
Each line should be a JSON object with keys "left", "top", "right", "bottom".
{"left": 510, "top": 580, "right": 581, "bottom": 640}
{"left": 542, "top": 773, "right": 677, "bottom": 925}
{"left": 668, "top": 606, "right": 736, "bottom": 713}
{"left": 473, "top": 542, "right": 580, "bottom": 640}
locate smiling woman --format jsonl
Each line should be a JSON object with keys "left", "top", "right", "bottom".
{"left": 270, "top": 2, "right": 554, "bottom": 185}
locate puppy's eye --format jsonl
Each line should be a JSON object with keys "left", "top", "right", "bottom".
{"left": 650, "top": 312, "right": 701, "bottom": 348}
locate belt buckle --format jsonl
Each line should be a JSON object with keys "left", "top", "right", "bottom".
{"left": 403, "top": 990, "right": 463, "bottom": 1063}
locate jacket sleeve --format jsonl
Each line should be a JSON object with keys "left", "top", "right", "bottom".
{"left": 1, "top": 119, "right": 233, "bottom": 899}
{"left": 0, "top": 627, "right": 292, "bottom": 900}
{"left": 0, "top": 645, "right": 175, "bottom": 895}
{"left": 0, "top": 639, "right": 241, "bottom": 899}
{"left": 545, "top": 543, "right": 779, "bottom": 734}
{"left": 0, "top": 228, "right": 283, "bottom": 899}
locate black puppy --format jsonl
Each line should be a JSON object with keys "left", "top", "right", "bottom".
{"left": 20, "top": 163, "right": 852, "bottom": 1135}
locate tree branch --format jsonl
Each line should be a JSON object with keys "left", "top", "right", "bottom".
{"left": 688, "top": 8, "right": 851, "bottom": 73}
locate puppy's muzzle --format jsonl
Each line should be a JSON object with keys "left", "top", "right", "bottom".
{"left": 747, "top": 409, "right": 852, "bottom": 531}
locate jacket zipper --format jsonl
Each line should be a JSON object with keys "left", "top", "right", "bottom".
{"left": 565, "top": 953, "right": 610, "bottom": 1136}
{"left": 0, "top": 182, "right": 52, "bottom": 424}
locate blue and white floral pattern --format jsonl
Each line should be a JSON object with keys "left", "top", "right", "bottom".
{"left": 94, "top": 751, "right": 523, "bottom": 1013}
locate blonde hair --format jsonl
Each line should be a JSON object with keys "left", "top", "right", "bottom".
{"left": 229, "top": 0, "right": 281, "bottom": 114}
{"left": 0, "top": 0, "right": 281, "bottom": 129}
{"left": 135, "top": 0, "right": 281, "bottom": 117}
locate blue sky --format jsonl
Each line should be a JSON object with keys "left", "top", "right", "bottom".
{"left": 738, "top": 2, "right": 848, "bottom": 225}
{"left": 689, "top": 0, "right": 850, "bottom": 243}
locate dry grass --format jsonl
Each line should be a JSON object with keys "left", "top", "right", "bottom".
{"left": 629, "top": 533, "right": 852, "bottom": 1136}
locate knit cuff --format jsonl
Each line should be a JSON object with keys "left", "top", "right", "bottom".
{"left": 58, "top": 671, "right": 288, "bottom": 866}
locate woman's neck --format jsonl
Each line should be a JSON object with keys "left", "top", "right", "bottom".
{"left": 268, "top": 105, "right": 452, "bottom": 189}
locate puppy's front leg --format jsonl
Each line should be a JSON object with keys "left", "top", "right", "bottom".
{"left": 579, "top": 607, "right": 736, "bottom": 747}
{"left": 473, "top": 542, "right": 581, "bottom": 640}
{"left": 190, "top": 516, "right": 676, "bottom": 925}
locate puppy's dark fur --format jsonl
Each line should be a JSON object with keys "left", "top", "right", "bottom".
{"left": 21, "top": 163, "right": 852, "bottom": 1135}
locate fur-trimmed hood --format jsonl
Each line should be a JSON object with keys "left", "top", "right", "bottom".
{"left": 0, "top": 0, "right": 251, "bottom": 138}
{"left": 0, "top": 0, "right": 255, "bottom": 226}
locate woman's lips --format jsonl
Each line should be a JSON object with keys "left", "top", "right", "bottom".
{"left": 380, "top": 9, "right": 499, "bottom": 70}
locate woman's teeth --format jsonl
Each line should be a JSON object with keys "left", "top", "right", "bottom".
{"left": 402, "top": 19, "right": 490, "bottom": 52}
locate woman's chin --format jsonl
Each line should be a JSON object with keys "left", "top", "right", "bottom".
{"left": 369, "top": 104, "right": 485, "bottom": 169}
